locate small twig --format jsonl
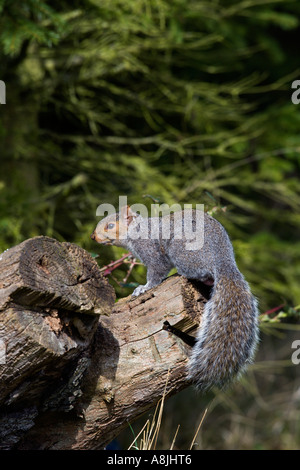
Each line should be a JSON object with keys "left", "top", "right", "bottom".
{"left": 109, "top": 272, "right": 122, "bottom": 287}
{"left": 260, "top": 303, "right": 285, "bottom": 317}
{"left": 99, "top": 251, "right": 143, "bottom": 287}
{"left": 99, "top": 253, "right": 134, "bottom": 276}
{"left": 170, "top": 425, "right": 180, "bottom": 450}
{"left": 189, "top": 407, "right": 209, "bottom": 450}
{"left": 123, "top": 257, "right": 139, "bottom": 283}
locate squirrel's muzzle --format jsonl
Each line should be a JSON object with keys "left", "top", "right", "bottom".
{"left": 91, "top": 230, "right": 112, "bottom": 245}
{"left": 91, "top": 230, "right": 102, "bottom": 242}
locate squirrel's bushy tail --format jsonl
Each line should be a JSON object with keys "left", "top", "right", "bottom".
{"left": 188, "top": 271, "right": 259, "bottom": 391}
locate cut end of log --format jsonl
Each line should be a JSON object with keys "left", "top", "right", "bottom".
{"left": 0, "top": 236, "right": 116, "bottom": 422}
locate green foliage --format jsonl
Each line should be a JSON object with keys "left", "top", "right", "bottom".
{"left": 0, "top": 0, "right": 300, "bottom": 308}
{"left": 0, "top": 0, "right": 66, "bottom": 56}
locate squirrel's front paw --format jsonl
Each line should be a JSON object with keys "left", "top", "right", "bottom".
{"left": 132, "top": 284, "right": 148, "bottom": 297}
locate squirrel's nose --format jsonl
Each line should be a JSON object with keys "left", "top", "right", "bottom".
{"left": 90, "top": 231, "right": 96, "bottom": 240}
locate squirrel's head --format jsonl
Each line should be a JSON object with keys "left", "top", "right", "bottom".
{"left": 91, "top": 205, "right": 137, "bottom": 246}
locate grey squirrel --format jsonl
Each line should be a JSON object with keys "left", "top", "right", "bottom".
{"left": 91, "top": 205, "right": 259, "bottom": 391}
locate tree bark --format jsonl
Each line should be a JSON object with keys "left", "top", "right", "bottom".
{"left": 0, "top": 236, "right": 206, "bottom": 450}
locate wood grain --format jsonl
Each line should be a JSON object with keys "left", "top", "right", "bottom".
{"left": 0, "top": 237, "right": 207, "bottom": 449}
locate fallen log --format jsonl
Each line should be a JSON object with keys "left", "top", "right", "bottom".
{"left": 0, "top": 236, "right": 206, "bottom": 449}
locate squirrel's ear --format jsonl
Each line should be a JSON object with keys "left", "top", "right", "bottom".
{"left": 120, "top": 205, "right": 136, "bottom": 225}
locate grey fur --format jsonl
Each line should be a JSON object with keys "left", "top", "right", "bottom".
{"left": 94, "top": 208, "right": 259, "bottom": 391}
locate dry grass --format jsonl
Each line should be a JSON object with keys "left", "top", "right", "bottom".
{"left": 127, "top": 371, "right": 209, "bottom": 451}
{"left": 119, "top": 326, "right": 300, "bottom": 450}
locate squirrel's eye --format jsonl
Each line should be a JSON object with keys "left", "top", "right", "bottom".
{"left": 107, "top": 223, "right": 115, "bottom": 229}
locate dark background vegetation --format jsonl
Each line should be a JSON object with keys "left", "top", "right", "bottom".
{"left": 0, "top": 0, "right": 300, "bottom": 449}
